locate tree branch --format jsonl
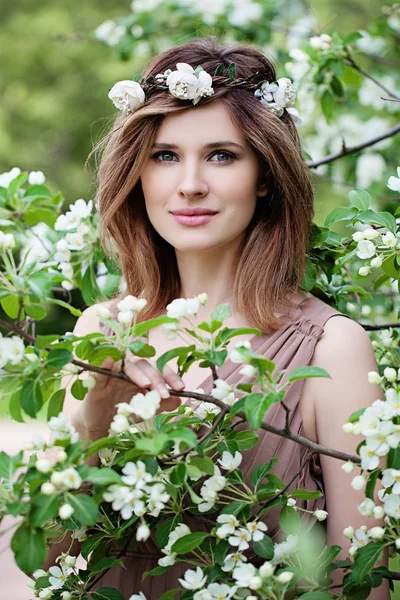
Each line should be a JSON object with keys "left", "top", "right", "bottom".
{"left": 307, "top": 123, "right": 400, "bottom": 169}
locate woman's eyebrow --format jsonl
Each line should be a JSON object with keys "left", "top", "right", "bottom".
{"left": 152, "top": 141, "right": 245, "bottom": 150}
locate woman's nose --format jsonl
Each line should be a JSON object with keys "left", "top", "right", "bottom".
{"left": 176, "top": 164, "right": 209, "bottom": 198}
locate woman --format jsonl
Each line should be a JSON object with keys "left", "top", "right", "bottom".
{"left": 58, "top": 37, "right": 388, "bottom": 597}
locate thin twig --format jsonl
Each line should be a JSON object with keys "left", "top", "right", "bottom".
{"left": 345, "top": 57, "right": 400, "bottom": 100}
{"left": 307, "top": 123, "right": 400, "bottom": 169}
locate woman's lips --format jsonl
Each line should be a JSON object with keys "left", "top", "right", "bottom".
{"left": 171, "top": 213, "right": 218, "bottom": 226}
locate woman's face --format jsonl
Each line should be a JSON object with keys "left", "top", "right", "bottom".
{"left": 140, "top": 99, "right": 268, "bottom": 253}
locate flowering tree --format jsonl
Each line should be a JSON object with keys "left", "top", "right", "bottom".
{"left": 1, "top": 2, "right": 400, "bottom": 599}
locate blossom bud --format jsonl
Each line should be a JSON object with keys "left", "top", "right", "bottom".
{"left": 313, "top": 509, "right": 328, "bottom": 521}
{"left": 197, "top": 293, "right": 208, "bottom": 305}
{"left": 368, "top": 371, "right": 382, "bottom": 385}
{"left": 358, "top": 266, "right": 371, "bottom": 276}
{"left": 351, "top": 475, "right": 367, "bottom": 491}
{"left": 371, "top": 341, "right": 379, "bottom": 349}
{"left": 384, "top": 367, "right": 397, "bottom": 383}
{"left": 39, "top": 589, "right": 53, "bottom": 599}
{"left": 344, "top": 526, "right": 354, "bottom": 539}
{"left": 352, "top": 231, "right": 365, "bottom": 242}
{"left": 342, "top": 461, "right": 355, "bottom": 473}
{"left": 41, "top": 482, "right": 56, "bottom": 495}
{"left": 360, "top": 525, "right": 368, "bottom": 533}
{"left": 59, "top": 503, "right": 74, "bottom": 520}
{"left": 373, "top": 506, "right": 385, "bottom": 519}
{"left": 287, "top": 498, "right": 297, "bottom": 508}
{"left": 249, "top": 576, "right": 263, "bottom": 590}
{"left": 239, "top": 364, "right": 257, "bottom": 378}
{"left": 62, "top": 280, "right": 74, "bottom": 291}
{"left": 136, "top": 523, "right": 151, "bottom": 541}
{"left": 83, "top": 375, "right": 96, "bottom": 389}
{"left": 56, "top": 450, "right": 68, "bottom": 463}
{"left": 361, "top": 305, "right": 372, "bottom": 316}
{"left": 96, "top": 305, "right": 112, "bottom": 320}
{"left": 36, "top": 459, "right": 53, "bottom": 473}
{"left": 61, "top": 593, "right": 73, "bottom": 600}
{"left": 117, "top": 310, "right": 134, "bottom": 325}
{"left": 33, "top": 569, "right": 47, "bottom": 579}
{"left": 3, "top": 233, "right": 16, "bottom": 250}
{"left": 369, "top": 527, "right": 385, "bottom": 540}
{"left": 395, "top": 539, "right": 400, "bottom": 549}
{"left": 370, "top": 256, "right": 383, "bottom": 268}
{"left": 342, "top": 422, "right": 355, "bottom": 434}
{"left": 358, "top": 499, "right": 375, "bottom": 516}
{"left": 348, "top": 545, "right": 357, "bottom": 557}
{"left": 276, "top": 571, "right": 294, "bottom": 584}
{"left": 352, "top": 422, "right": 361, "bottom": 435}
{"left": 63, "top": 555, "right": 76, "bottom": 567}
{"left": 363, "top": 229, "right": 380, "bottom": 240}
{"left": 260, "top": 561, "right": 275, "bottom": 578}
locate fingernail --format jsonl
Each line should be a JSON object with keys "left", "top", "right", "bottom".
{"left": 157, "top": 384, "right": 170, "bottom": 399}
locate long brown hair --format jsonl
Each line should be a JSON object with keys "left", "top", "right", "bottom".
{"left": 90, "top": 36, "right": 314, "bottom": 332}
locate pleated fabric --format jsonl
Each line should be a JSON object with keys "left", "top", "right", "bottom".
{"left": 93, "top": 294, "right": 351, "bottom": 598}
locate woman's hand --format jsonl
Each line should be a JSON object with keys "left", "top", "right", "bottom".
{"left": 71, "top": 353, "right": 186, "bottom": 441}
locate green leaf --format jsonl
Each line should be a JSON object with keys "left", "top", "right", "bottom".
{"left": 82, "top": 264, "right": 103, "bottom": 305}
{"left": 9, "top": 391, "right": 24, "bottom": 423}
{"left": 290, "top": 489, "right": 323, "bottom": 500}
{"left": 171, "top": 532, "right": 209, "bottom": 554}
{"left": 381, "top": 255, "right": 399, "bottom": 279}
{"left": 287, "top": 366, "right": 331, "bottom": 383}
{"left": 218, "top": 327, "right": 261, "bottom": 344}
{"left": 245, "top": 393, "right": 276, "bottom": 429}
{"left": 135, "top": 433, "right": 169, "bottom": 455}
{"left": 321, "top": 89, "right": 335, "bottom": 122}
{"left": 324, "top": 206, "right": 358, "bottom": 227}
{"left": 128, "top": 340, "right": 156, "bottom": 358}
{"left": 366, "top": 469, "right": 381, "bottom": 501}
{"left": 351, "top": 542, "right": 384, "bottom": 584}
{"left": 348, "top": 189, "right": 371, "bottom": 211}
{"left": 27, "top": 270, "right": 53, "bottom": 298}
{"left": 1, "top": 295, "right": 20, "bottom": 318}
{"left": 156, "top": 516, "right": 183, "bottom": 549}
{"left": 47, "top": 349, "right": 73, "bottom": 369}
{"left": 188, "top": 456, "right": 215, "bottom": 476}
{"left": 91, "top": 588, "right": 125, "bottom": 600}
{"left": 298, "top": 592, "right": 334, "bottom": 599}
{"left": 86, "top": 467, "right": 123, "bottom": 485}
{"left": 210, "top": 303, "right": 231, "bottom": 323}
{"left": 11, "top": 524, "right": 46, "bottom": 575}
{"left": 170, "top": 463, "right": 187, "bottom": 485}
{"left": 302, "top": 261, "right": 317, "bottom": 292}
{"left": 47, "top": 389, "right": 66, "bottom": 419}
{"left": 235, "top": 430, "right": 259, "bottom": 451}
{"left": 132, "top": 316, "right": 178, "bottom": 338}
{"left": 279, "top": 506, "right": 302, "bottom": 534}
{"left": 356, "top": 209, "right": 397, "bottom": 232}
{"left": 71, "top": 378, "right": 87, "bottom": 400}
{"left": 156, "top": 345, "right": 196, "bottom": 374}
{"left": 46, "top": 298, "right": 82, "bottom": 317}
{"left": 250, "top": 459, "right": 278, "bottom": 488}
{"left": 81, "top": 533, "right": 105, "bottom": 560}
{"left": 348, "top": 407, "right": 365, "bottom": 423}
{"left": 253, "top": 534, "right": 274, "bottom": 559}
{"left": 0, "top": 450, "right": 23, "bottom": 480}
{"left": 68, "top": 494, "right": 99, "bottom": 526}
{"left": 30, "top": 494, "right": 59, "bottom": 527}
{"left": 142, "top": 565, "right": 171, "bottom": 581}
{"left": 167, "top": 428, "right": 198, "bottom": 448}
{"left": 24, "top": 304, "right": 47, "bottom": 320}
{"left": 89, "top": 557, "right": 125, "bottom": 575}
{"left": 20, "top": 379, "right": 42, "bottom": 418}
{"left": 228, "top": 63, "right": 236, "bottom": 81}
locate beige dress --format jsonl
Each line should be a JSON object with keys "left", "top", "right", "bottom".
{"left": 94, "top": 294, "right": 351, "bottom": 598}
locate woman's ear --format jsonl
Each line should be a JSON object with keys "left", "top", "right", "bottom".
{"left": 256, "top": 182, "right": 269, "bottom": 198}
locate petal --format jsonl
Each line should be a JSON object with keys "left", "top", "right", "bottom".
{"left": 176, "top": 62, "right": 195, "bottom": 74}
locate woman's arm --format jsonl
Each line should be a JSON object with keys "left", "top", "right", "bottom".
{"left": 304, "top": 315, "right": 390, "bottom": 599}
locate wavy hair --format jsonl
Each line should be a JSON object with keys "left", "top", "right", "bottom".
{"left": 90, "top": 36, "right": 314, "bottom": 332}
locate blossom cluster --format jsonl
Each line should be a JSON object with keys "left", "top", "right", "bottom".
{"left": 353, "top": 226, "right": 400, "bottom": 277}
{"left": 31, "top": 552, "right": 79, "bottom": 599}
{"left": 0, "top": 333, "right": 25, "bottom": 368}
{"left": 110, "top": 389, "right": 162, "bottom": 432}
{"left": 53, "top": 199, "right": 94, "bottom": 290}
{"left": 103, "top": 460, "right": 170, "bottom": 533}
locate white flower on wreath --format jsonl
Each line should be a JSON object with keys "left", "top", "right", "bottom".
{"left": 165, "top": 63, "right": 214, "bottom": 105}
{"left": 254, "top": 77, "right": 301, "bottom": 124}
{"left": 178, "top": 567, "right": 207, "bottom": 590}
{"left": 108, "top": 80, "right": 146, "bottom": 112}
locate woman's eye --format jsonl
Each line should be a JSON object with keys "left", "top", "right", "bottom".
{"left": 151, "top": 150, "right": 236, "bottom": 163}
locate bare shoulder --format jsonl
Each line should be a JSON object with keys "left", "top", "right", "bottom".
{"left": 73, "top": 299, "right": 115, "bottom": 336}
{"left": 300, "top": 315, "right": 380, "bottom": 442}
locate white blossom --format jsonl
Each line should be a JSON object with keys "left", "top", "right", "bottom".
{"left": 246, "top": 520, "right": 268, "bottom": 541}
{"left": 211, "top": 379, "right": 234, "bottom": 401}
{"left": 259, "top": 561, "right": 275, "bottom": 578}
{"left": 59, "top": 504, "right": 74, "bottom": 520}
{"left": 228, "top": 527, "right": 252, "bottom": 551}
{"left": 117, "top": 295, "right": 147, "bottom": 313}
{"left": 232, "top": 563, "right": 257, "bottom": 587}
{"left": 136, "top": 523, "right": 151, "bottom": 541}
{"left": 356, "top": 240, "right": 376, "bottom": 259}
{"left": 178, "top": 567, "right": 207, "bottom": 590}
{"left": 216, "top": 514, "right": 240, "bottom": 538}
{"left": 166, "top": 296, "right": 200, "bottom": 319}
{"left": 108, "top": 80, "right": 146, "bottom": 111}
{"left": 28, "top": 171, "right": 46, "bottom": 185}
{"left": 381, "top": 231, "right": 398, "bottom": 248}
{"left": 276, "top": 571, "right": 294, "bottom": 584}
{"left": 313, "top": 509, "right": 328, "bottom": 521}
{"left": 387, "top": 167, "right": 400, "bottom": 192}
{"left": 221, "top": 551, "right": 248, "bottom": 572}
{"left": 217, "top": 451, "right": 242, "bottom": 471}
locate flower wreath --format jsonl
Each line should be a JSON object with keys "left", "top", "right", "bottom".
{"left": 108, "top": 62, "right": 302, "bottom": 124}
